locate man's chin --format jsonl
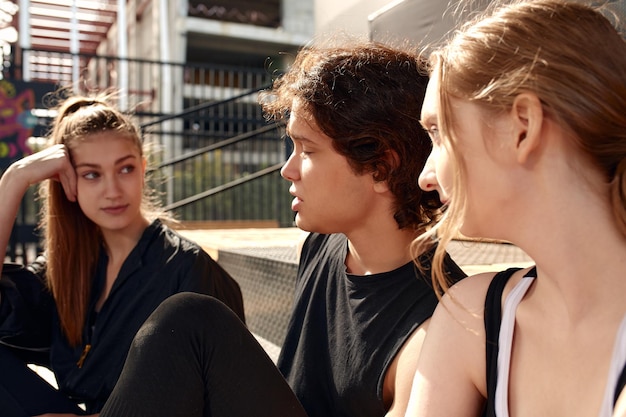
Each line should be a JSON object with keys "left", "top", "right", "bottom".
{"left": 294, "top": 214, "right": 306, "bottom": 229}
{"left": 294, "top": 214, "right": 315, "bottom": 233}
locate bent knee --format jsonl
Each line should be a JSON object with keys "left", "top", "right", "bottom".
{"left": 137, "top": 293, "right": 241, "bottom": 342}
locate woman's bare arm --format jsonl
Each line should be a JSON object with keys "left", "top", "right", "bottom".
{"left": 0, "top": 145, "right": 76, "bottom": 279}
{"left": 405, "top": 273, "right": 496, "bottom": 417}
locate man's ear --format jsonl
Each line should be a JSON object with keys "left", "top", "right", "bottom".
{"left": 511, "top": 93, "right": 544, "bottom": 164}
{"left": 372, "top": 180, "right": 390, "bottom": 193}
{"left": 372, "top": 150, "right": 399, "bottom": 193}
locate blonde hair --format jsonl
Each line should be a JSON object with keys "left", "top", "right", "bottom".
{"left": 413, "top": 0, "right": 626, "bottom": 295}
{"left": 40, "top": 94, "right": 164, "bottom": 346}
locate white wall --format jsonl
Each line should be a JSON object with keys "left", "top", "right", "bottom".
{"left": 314, "top": 0, "right": 392, "bottom": 38}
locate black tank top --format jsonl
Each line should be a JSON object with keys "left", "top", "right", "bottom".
{"left": 278, "top": 233, "right": 466, "bottom": 417}
{"left": 482, "top": 267, "right": 626, "bottom": 416}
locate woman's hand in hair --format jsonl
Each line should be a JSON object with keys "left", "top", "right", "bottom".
{"left": 9, "top": 144, "right": 77, "bottom": 201}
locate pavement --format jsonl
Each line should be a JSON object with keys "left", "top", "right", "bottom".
{"left": 177, "top": 227, "right": 535, "bottom": 276}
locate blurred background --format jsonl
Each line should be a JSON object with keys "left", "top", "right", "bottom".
{"left": 1, "top": 0, "right": 624, "bottom": 263}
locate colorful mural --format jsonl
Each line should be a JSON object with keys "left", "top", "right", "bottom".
{"left": 0, "top": 79, "right": 56, "bottom": 168}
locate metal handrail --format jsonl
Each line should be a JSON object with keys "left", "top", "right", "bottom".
{"left": 146, "top": 121, "right": 285, "bottom": 172}
{"left": 140, "top": 81, "right": 287, "bottom": 217}
{"left": 164, "top": 162, "right": 284, "bottom": 211}
{"left": 140, "top": 84, "right": 272, "bottom": 129}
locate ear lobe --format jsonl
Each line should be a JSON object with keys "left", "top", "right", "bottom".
{"left": 512, "top": 93, "right": 543, "bottom": 164}
{"left": 372, "top": 180, "right": 390, "bottom": 193}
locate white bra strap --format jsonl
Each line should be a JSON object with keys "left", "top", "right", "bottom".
{"left": 494, "top": 274, "right": 535, "bottom": 417}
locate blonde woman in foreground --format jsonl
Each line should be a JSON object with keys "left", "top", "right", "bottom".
{"left": 407, "top": 1, "right": 626, "bottom": 416}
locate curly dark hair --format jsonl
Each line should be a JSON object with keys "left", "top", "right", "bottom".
{"left": 260, "top": 41, "right": 441, "bottom": 230}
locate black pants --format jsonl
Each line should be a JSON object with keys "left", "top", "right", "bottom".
{"left": 100, "top": 292, "right": 307, "bottom": 417}
{"left": 0, "top": 344, "right": 85, "bottom": 417}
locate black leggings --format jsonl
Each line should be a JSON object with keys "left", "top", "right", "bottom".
{"left": 100, "top": 292, "right": 307, "bottom": 417}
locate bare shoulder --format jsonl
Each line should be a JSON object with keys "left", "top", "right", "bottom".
{"left": 456, "top": 267, "right": 496, "bottom": 290}
{"left": 384, "top": 320, "right": 430, "bottom": 416}
{"left": 406, "top": 268, "right": 531, "bottom": 416}
{"left": 386, "top": 270, "right": 523, "bottom": 416}
{"left": 441, "top": 267, "right": 531, "bottom": 314}
{"left": 403, "top": 273, "right": 498, "bottom": 416}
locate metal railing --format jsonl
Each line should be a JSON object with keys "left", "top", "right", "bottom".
{"left": 4, "top": 50, "right": 294, "bottom": 264}
{"left": 140, "top": 87, "right": 293, "bottom": 226}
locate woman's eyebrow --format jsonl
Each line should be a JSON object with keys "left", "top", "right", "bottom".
{"left": 74, "top": 154, "right": 136, "bottom": 169}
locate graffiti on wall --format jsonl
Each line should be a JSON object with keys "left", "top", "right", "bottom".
{"left": 0, "top": 79, "right": 56, "bottom": 168}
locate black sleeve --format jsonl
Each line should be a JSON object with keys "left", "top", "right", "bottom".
{"left": 0, "top": 259, "right": 54, "bottom": 353}
{"left": 185, "top": 251, "right": 246, "bottom": 324}
{"left": 203, "top": 255, "right": 246, "bottom": 324}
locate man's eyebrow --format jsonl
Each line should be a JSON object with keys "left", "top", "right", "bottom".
{"left": 285, "top": 132, "right": 316, "bottom": 145}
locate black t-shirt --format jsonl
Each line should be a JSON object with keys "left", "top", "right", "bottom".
{"left": 278, "top": 233, "right": 466, "bottom": 417}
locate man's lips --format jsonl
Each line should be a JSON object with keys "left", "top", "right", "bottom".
{"left": 288, "top": 186, "right": 302, "bottom": 211}
{"left": 290, "top": 195, "right": 302, "bottom": 211}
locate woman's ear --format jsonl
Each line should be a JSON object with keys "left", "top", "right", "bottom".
{"left": 511, "top": 93, "right": 544, "bottom": 164}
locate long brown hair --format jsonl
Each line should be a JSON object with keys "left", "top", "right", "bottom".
{"left": 40, "top": 95, "right": 156, "bottom": 346}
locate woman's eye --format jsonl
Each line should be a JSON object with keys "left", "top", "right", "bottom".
{"left": 428, "top": 126, "right": 441, "bottom": 144}
{"left": 82, "top": 172, "right": 98, "bottom": 180}
{"left": 120, "top": 165, "right": 135, "bottom": 174}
